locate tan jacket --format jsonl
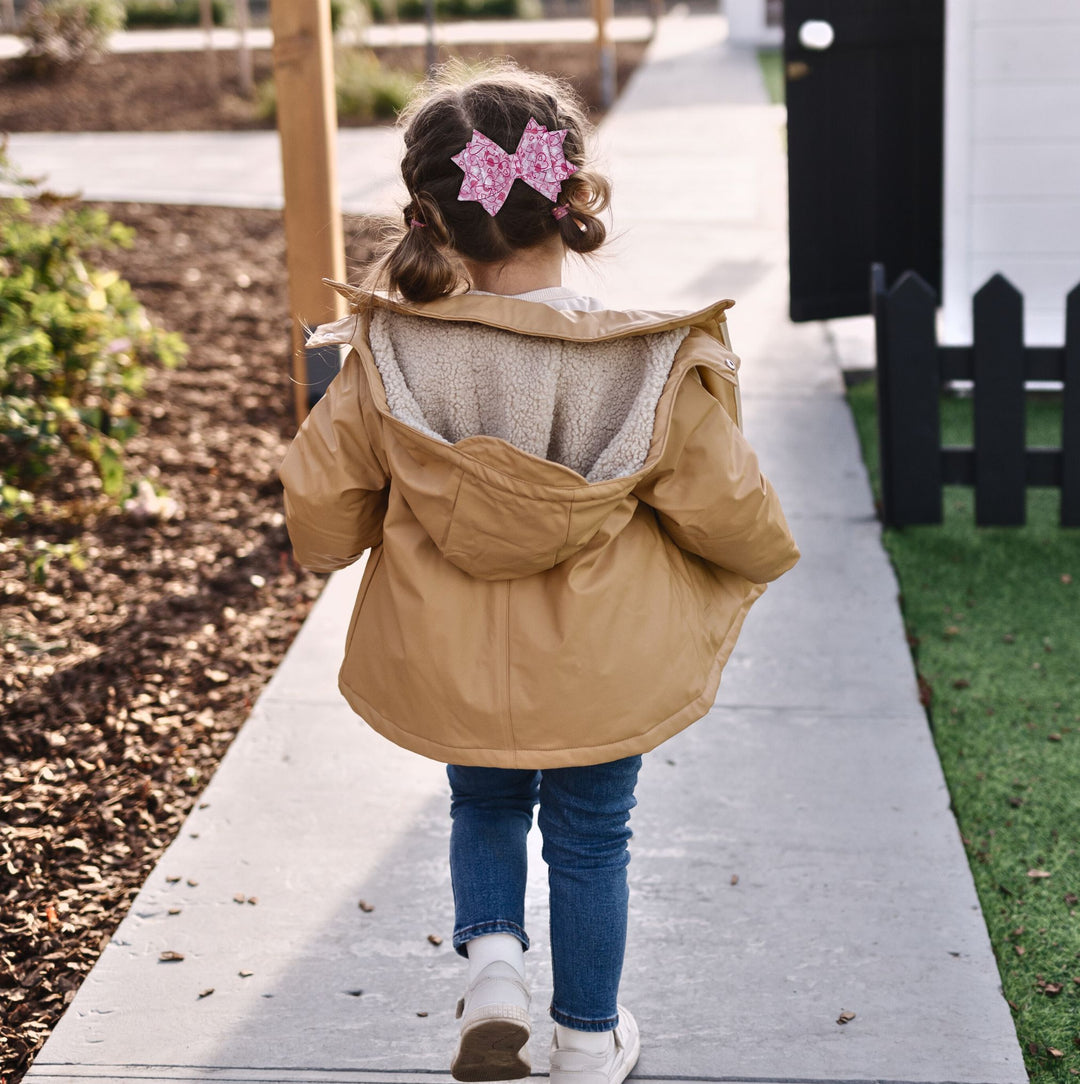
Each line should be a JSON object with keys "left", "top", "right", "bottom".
{"left": 279, "top": 290, "right": 799, "bottom": 768}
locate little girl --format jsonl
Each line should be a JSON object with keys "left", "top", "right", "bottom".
{"left": 279, "top": 61, "right": 798, "bottom": 1084}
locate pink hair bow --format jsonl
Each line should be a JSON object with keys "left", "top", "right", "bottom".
{"left": 451, "top": 117, "right": 578, "bottom": 217}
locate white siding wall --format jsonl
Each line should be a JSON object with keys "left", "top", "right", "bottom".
{"left": 943, "top": 0, "right": 1080, "bottom": 344}
{"left": 724, "top": 0, "right": 782, "bottom": 46}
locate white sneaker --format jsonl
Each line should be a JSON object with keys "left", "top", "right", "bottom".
{"left": 450, "top": 960, "right": 531, "bottom": 1082}
{"left": 548, "top": 1006, "right": 640, "bottom": 1084}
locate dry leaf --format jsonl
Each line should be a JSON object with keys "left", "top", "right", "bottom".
{"left": 730, "top": 874, "right": 739, "bottom": 886}
{"left": 159, "top": 951, "right": 185, "bottom": 962}
{"left": 197, "top": 988, "right": 214, "bottom": 999}
{"left": 358, "top": 899, "right": 375, "bottom": 913}
{"left": 1062, "top": 574, "right": 1073, "bottom": 585}
{"left": 168, "top": 908, "right": 181, "bottom": 916}
{"left": 239, "top": 969, "right": 253, "bottom": 978}
{"left": 1027, "top": 869, "right": 1052, "bottom": 879}
{"left": 427, "top": 934, "right": 443, "bottom": 946}
{"left": 233, "top": 894, "right": 246, "bottom": 904}
{"left": 837, "top": 1010, "right": 856, "bottom": 1025}
{"left": 1048, "top": 1048, "right": 1065, "bottom": 1058}
{"left": 1043, "top": 983, "right": 1064, "bottom": 996}
{"left": 416, "top": 1010, "right": 428, "bottom": 1018}
{"left": 246, "top": 896, "right": 258, "bottom": 905}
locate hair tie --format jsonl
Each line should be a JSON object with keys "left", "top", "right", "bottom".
{"left": 409, "top": 218, "right": 426, "bottom": 229}
{"left": 551, "top": 205, "right": 570, "bottom": 221}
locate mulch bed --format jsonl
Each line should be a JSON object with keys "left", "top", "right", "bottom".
{"left": 1, "top": 33, "right": 646, "bottom": 1081}
{"left": 0, "top": 40, "right": 646, "bottom": 131}
{"left": 0, "top": 202, "right": 378, "bottom": 1081}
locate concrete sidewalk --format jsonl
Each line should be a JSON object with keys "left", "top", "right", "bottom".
{"left": 3, "top": 129, "right": 407, "bottom": 212}
{"left": 0, "top": 16, "right": 653, "bottom": 60}
{"left": 23, "top": 13, "right": 1026, "bottom": 1084}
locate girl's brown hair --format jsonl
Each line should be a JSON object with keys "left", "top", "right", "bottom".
{"left": 362, "top": 59, "right": 611, "bottom": 303}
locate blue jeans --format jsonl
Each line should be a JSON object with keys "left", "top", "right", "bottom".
{"left": 447, "top": 756, "right": 641, "bottom": 1032}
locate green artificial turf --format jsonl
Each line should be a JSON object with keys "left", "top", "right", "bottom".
{"left": 847, "top": 380, "right": 1080, "bottom": 1081}
{"left": 757, "top": 48, "right": 785, "bottom": 105}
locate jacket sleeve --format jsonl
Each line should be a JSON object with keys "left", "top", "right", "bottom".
{"left": 634, "top": 365, "right": 800, "bottom": 584}
{"left": 278, "top": 350, "right": 389, "bottom": 573}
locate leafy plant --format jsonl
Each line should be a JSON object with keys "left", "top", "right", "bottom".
{"left": 123, "top": 0, "right": 227, "bottom": 28}
{"left": 18, "top": 0, "right": 126, "bottom": 74}
{"left": 365, "top": 0, "right": 541, "bottom": 22}
{"left": 330, "top": 0, "right": 365, "bottom": 31}
{"left": 256, "top": 48, "right": 420, "bottom": 124}
{"left": 336, "top": 48, "right": 419, "bottom": 120}
{"left": 0, "top": 144, "right": 186, "bottom": 519}
{"left": 15, "top": 538, "right": 89, "bottom": 584}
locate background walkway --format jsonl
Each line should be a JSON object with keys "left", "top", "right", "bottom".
{"left": 23, "top": 14, "right": 1025, "bottom": 1084}
{"left": 0, "top": 16, "right": 653, "bottom": 58}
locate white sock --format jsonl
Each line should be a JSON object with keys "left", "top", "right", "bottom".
{"left": 554, "top": 1023, "right": 614, "bottom": 1055}
{"left": 466, "top": 932, "right": 525, "bottom": 983}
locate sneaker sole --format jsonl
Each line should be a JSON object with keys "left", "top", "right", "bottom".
{"left": 451, "top": 1017, "right": 531, "bottom": 1082}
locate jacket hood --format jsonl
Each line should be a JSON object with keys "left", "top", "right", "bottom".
{"left": 307, "top": 289, "right": 737, "bottom": 581}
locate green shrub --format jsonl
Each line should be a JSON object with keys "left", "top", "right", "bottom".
{"left": 255, "top": 49, "right": 420, "bottom": 124}
{"left": 336, "top": 48, "right": 419, "bottom": 120}
{"left": 365, "top": 0, "right": 540, "bottom": 22}
{"left": 330, "top": 0, "right": 365, "bottom": 31}
{"left": 18, "top": 0, "right": 126, "bottom": 74}
{"left": 0, "top": 148, "right": 186, "bottom": 518}
{"left": 123, "top": 0, "right": 227, "bottom": 28}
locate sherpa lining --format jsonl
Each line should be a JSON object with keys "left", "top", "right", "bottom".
{"left": 369, "top": 309, "right": 690, "bottom": 483}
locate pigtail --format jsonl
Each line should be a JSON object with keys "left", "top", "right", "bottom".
{"left": 361, "top": 192, "right": 466, "bottom": 304}
{"left": 555, "top": 167, "right": 611, "bottom": 255}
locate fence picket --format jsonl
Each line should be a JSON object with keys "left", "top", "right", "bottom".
{"left": 879, "top": 271, "right": 941, "bottom": 526}
{"left": 1063, "top": 285, "right": 1080, "bottom": 527}
{"left": 973, "top": 275, "right": 1026, "bottom": 526}
{"left": 872, "top": 269, "right": 1078, "bottom": 528}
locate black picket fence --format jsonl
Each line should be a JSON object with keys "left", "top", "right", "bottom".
{"left": 871, "top": 264, "right": 1080, "bottom": 528}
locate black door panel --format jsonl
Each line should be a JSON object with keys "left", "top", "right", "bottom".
{"left": 784, "top": 0, "right": 944, "bottom": 322}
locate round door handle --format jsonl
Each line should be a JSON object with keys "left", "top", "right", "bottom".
{"left": 798, "top": 19, "right": 835, "bottom": 50}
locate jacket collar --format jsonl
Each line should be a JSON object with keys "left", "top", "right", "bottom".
{"left": 322, "top": 280, "right": 734, "bottom": 343}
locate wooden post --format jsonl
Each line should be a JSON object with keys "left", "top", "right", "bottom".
{"left": 235, "top": 0, "right": 254, "bottom": 98}
{"left": 593, "top": 0, "right": 615, "bottom": 110}
{"left": 424, "top": 0, "right": 437, "bottom": 73}
{"left": 270, "top": 0, "right": 347, "bottom": 424}
{"left": 199, "top": 0, "right": 220, "bottom": 91}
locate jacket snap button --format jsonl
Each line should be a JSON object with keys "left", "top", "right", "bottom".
{"left": 725, "top": 359, "right": 736, "bottom": 370}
